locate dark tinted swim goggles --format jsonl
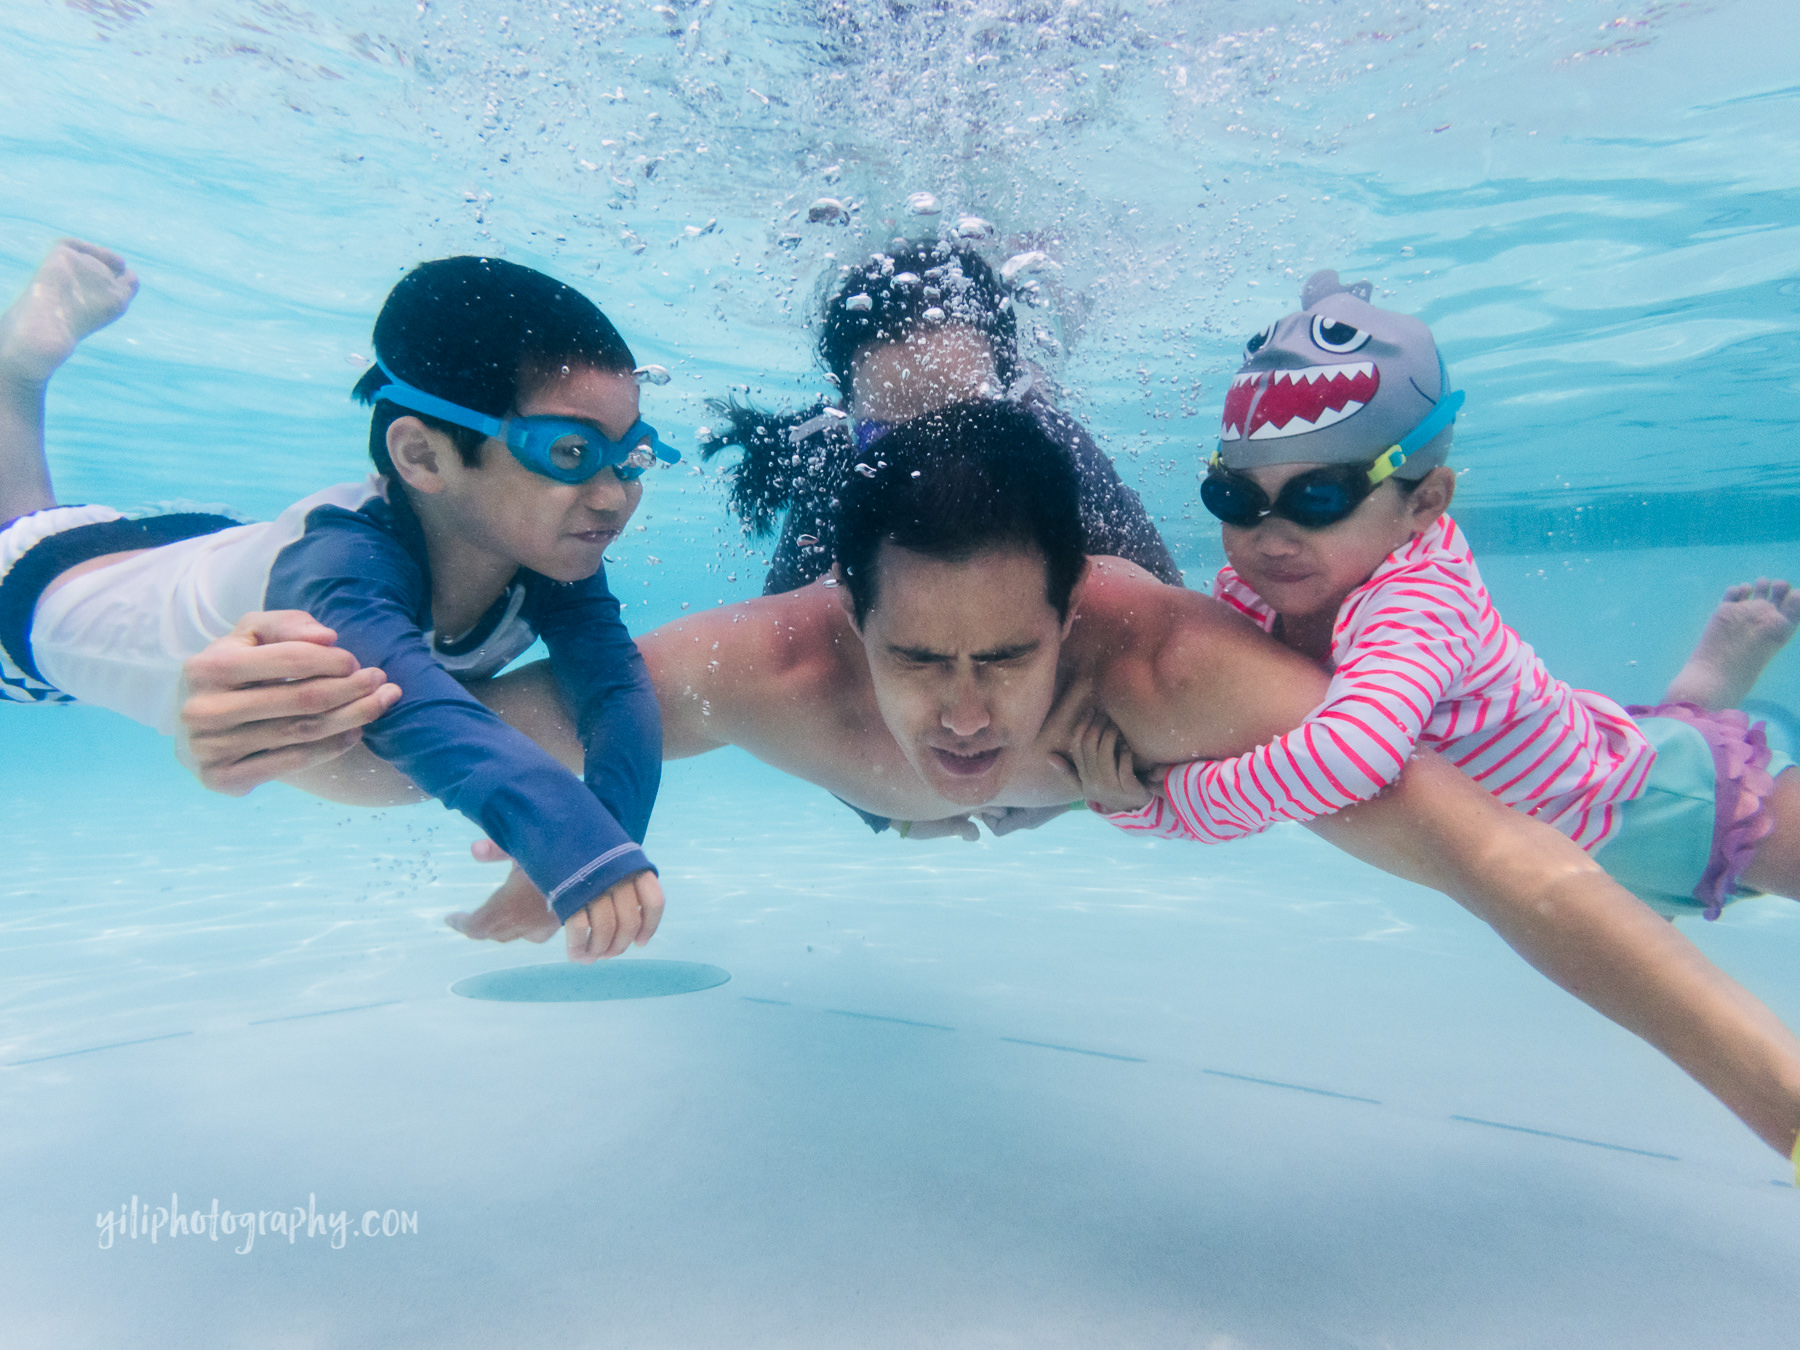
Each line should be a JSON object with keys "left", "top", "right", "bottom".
{"left": 1201, "top": 388, "right": 1466, "bottom": 530}
{"left": 372, "top": 361, "right": 681, "bottom": 484}
{"left": 1202, "top": 459, "right": 1384, "bottom": 530}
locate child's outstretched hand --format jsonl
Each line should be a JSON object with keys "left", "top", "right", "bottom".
{"left": 448, "top": 842, "right": 665, "bottom": 962}
{"left": 565, "top": 870, "right": 665, "bottom": 964}
{"left": 1056, "top": 708, "right": 1155, "bottom": 814}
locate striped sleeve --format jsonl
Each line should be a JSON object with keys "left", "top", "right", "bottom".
{"left": 1105, "top": 568, "right": 1482, "bottom": 843}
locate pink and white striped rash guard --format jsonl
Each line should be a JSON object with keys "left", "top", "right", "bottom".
{"left": 1108, "top": 516, "right": 1654, "bottom": 850}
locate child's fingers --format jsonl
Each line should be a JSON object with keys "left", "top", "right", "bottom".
{"left": 897, "top": 815, "right": 980, "bottom": 841}
{"left": 183, "top": 617, "right": 361, "bottom": 697}
{"left": 633, "top": 873, "right": 665, "bottom": 946}
{"left": 235, "top": 609, "right": 344, "bottom": 652}
{"left": 601, "top": 885, "right": 641, "bottom": 958}
{"left": 179, "top": 680, "right": 395, "bottom": 793}
{"left": 1113, "top": 730, "right": 1143, "bottom": 789}
{"left": 1102, "top": 724, "right": 1126, "bottom": 784}
{"left": 181, "top": 664, "right": 386, "bottom": 732}
{"left": 193, "top": 730, "right": 365, "bottom": 798}
{"left": 1096, "top": 721, "right": 1133, "bottom": 792}
{"left": 564, "top": 909, "right": 597, "bottom": 964}
{"left": 179, "top": 689, "right": 393, "bottom": 794}
{"left": 1075, "top": 711, "right": 1110, "bottom": 776}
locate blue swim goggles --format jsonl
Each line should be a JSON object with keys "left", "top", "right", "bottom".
{"left": 371, "top": 360, "right": 681, "bottom": 484}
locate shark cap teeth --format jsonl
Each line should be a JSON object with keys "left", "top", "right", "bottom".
{"left": 1216, "top": 271, "right": 1448, "bottom": 477}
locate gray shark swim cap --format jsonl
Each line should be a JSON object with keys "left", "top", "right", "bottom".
{"left": 1217, "top": 270, "right": 1455, "bottom": 480}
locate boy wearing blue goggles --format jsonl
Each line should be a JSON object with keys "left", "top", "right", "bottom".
{"left": 372, "top": 360, "right": 681, "bottom": 484}
{"left": 0, "top": 250, "right": 677, "bottom": 966}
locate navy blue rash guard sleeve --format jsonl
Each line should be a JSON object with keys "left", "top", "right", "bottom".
{"left": 264, "top": 507, "right": 654, "bottom": 922}
{"left": 524, "top": 568, "right": 662, "bottom": 845}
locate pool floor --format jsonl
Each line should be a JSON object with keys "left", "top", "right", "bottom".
{"left": 4, "top": 708, "right": 1799, "bottom": 1347}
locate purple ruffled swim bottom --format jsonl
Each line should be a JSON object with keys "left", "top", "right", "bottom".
{"left": 1620, "top": 702, "right": 1784, "bottom": 920}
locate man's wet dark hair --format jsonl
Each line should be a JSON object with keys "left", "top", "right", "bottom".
{"left": 818, "top": 240, "right": 1019, "bottom": 400}
{"left": 833, "top": 401, "right": 1085, "bottom": 626}
{"left": 350, "top": 256, "right": 637, "bottom": 478}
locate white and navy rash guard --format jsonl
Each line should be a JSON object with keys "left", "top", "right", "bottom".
{"left": 9, "top": 476, "right": 661, "bottom": 922}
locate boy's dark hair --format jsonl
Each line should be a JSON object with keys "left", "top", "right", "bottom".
{"left": 833, "top": 400, "right": 1085, "bottom": 625}
{"left": 819, "top": 240, "right": 1019, "bottom": 399}
{"left": 351, "top": 256, "right": 636, "bottom": 478}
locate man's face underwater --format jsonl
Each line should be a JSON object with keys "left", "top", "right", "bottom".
{"left": 852, "top": 542, "right": 1070, "bottom": 807}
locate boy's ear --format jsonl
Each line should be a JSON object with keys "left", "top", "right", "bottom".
{"left": 1405, "top": 466, "right": 1455, "bottom": 533}
{"left": 387, "top": 416, "right": 450, "bottom": 495}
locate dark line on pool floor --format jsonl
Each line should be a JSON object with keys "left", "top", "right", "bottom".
{"left": 1450, "top": 1115, "right": 1680, "bottom": 1160}
{"left": 1000, "top": 1037, "right": 1146, "bottom": 1063}
{"left": 6, "top": 1031, "right": 194, "bottom": 1065}
{"left": 248, "top": 1001, "right": 404, "bottom": 1026}
{"left": 1204, "top": 1068, "right": 1381, "bottom": 1105}
{"left": 0, "top": 993, "right": 1714, "bottom": 1174}
{"left": 826, "top": 1009, "right": 956, "bottom": 1031}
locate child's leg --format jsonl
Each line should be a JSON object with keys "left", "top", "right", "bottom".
{"left": 1661, "top": 579, "right": 1800, "bottom": 711}
{"left": 1738, "top": 767, "right": 1800, "bottom": 900}
{"left": 0, "top": 240, "right": 138, "bottom": 521}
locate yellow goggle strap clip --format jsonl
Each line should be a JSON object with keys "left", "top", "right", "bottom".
{"left": 1368, "top": 444, "right": 1407, "bottom": 486}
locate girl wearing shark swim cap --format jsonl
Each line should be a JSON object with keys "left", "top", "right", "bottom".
{"left": 1077, "top": 271, "right": 1800, "bottom": 928}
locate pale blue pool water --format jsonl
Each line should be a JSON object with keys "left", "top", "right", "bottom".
{"left": 4, "top": 2, "right": 1800, "bottom": 1345}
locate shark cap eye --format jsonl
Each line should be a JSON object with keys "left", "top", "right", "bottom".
{"left": 1244, "top": 322, "right": 1276, "bottom": 358}
{"left": 1310, "top": 314, "right": 1371, "bottom": 354}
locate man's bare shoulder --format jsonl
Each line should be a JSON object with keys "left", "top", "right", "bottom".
{"left": 1069, "top": 557, "right": 1328, "bottom": 761}
{"left": 1068, "top": 558, "right": 1262, "bottom": 684}
{"left": 639, "top": 583, "right": 863, "bottom": 717}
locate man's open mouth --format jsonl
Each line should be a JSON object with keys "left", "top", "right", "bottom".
{"left": 930, "top": 746, "right": 1003, "bottom": 777}
{"left": 1221, "top": 362, "right": 1379, "bottom": 441}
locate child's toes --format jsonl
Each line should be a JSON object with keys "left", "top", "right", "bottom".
{"left": 1723, "top": 582, "right": 1752, "bottom": 603}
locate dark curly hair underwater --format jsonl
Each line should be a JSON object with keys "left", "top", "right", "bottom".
{"left": 698, "top": 240, "right": 1017, "bottom": 590}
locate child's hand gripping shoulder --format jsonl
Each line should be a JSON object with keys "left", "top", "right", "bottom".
{"left": 1055, "top": 707, "right": 1163, "bottom": 815}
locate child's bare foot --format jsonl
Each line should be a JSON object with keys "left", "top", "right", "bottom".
{"left": 0, "top": 239, "right": 139, "bottom": 386}
{"left": 1662, "top": 579, "right": 1800, "bottom": 710}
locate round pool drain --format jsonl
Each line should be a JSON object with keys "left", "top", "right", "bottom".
{"left": 451, "top": 960, "right": 730, "bottom": 1003}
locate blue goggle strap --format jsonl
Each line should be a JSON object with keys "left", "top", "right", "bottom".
{"left": 1369, "top": 360, "right": 1464, "bottom": 485}
{"left": 371, "top": 360, "right": 505, "bottom": 439}
{"left": 374, "top": 360, "right": 680, "bottom": 468}
{"left": 638, "top": 426, "right": 682, "bottom": 466}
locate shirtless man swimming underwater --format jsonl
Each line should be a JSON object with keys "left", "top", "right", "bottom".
{"left": 178, "top": 401, "right": 1800, "bottom": 1164}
